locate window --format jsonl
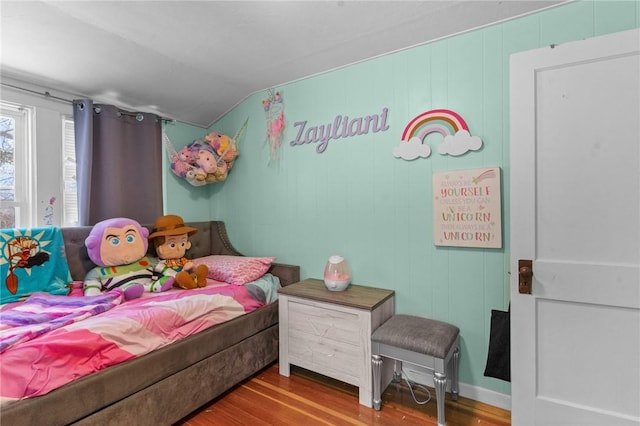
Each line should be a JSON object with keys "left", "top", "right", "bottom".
{"left": 0, "top": 93, "right": 76, "bottom": 229}
{"left": 0, "top": 102, "right": 33, "bottom": 228}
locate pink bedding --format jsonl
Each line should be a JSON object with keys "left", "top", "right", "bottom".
{"left": 0, "top": 290, "right": 124, "bottom": 353}
{"left": 0, "top": 281, "right": 265, "bottom": 405}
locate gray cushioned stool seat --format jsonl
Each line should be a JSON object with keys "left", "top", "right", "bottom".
{"left": 372, "top": 314, "right": 459, "bottom": 358}
{"left": 371, "top": 314, "right": 460, "bottom": 426}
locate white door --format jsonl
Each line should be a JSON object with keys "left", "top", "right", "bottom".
{"left": 510, "top": 28, "right": 640, "bottom": 425}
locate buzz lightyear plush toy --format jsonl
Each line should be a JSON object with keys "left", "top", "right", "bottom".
{"left": 83, "top": 217, "right": 174, "bottom": 300}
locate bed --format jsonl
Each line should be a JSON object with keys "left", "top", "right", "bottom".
{"left": 0, "top": 221, "right": 300, "bottom": 425}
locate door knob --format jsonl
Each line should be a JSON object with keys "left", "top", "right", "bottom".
{"left": 518, "top": 259, "right": 533, "bottom": 294}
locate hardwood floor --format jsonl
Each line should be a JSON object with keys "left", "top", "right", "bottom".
{"left": 176, "top": 363, "right": 511, "bottom": 426}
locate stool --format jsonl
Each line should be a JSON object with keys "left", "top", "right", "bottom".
{"left": 371, "top": 314, "right": 460, "bottom": 426}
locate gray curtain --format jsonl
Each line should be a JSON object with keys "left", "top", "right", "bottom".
{"left": 73, "top": 99, "right": 163, "bottom": 226}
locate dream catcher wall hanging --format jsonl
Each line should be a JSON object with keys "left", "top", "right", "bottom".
{"left": 262, "top": 89, "right": 285, "bottom": 164}
{"left": 164, "top": 118, "right": 248, "bottom": 187}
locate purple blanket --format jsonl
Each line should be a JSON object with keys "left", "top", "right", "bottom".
{"left": 0, "top": 290, "right": 123, "bottom": 353}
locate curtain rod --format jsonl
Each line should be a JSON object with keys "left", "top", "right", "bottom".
{"left": 1, "top": 81, "right": 175, "bottom": 123}
{"left": 1, "top": 81, "right": 73, "bottom": 104}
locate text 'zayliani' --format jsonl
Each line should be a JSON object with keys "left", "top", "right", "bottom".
{"left": 290, "top": 108, "right": 389, "bottom": 153}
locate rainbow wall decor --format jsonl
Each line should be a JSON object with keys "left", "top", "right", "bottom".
{"left": 393, "top": 109, "right": 482, "bottom": 160}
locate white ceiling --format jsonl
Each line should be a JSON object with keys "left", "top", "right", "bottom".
{"left": 1, "top": 1, "right": 566, "bottom": 128}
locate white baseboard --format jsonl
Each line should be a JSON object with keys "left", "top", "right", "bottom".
{"left": 401, "top": 364, "right": 511, "bottom": 411}
{"left": 458, "top": 381, "right": 511, "bottom": 411}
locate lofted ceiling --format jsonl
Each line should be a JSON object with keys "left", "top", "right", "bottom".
{"left": 0, "top": 1, "right": 566, "bottom": 128}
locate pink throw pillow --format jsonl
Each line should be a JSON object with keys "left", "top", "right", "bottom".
{"left": 193, "top": 255, "right": 276, "bottom": 286}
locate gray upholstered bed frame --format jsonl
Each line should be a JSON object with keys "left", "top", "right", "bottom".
{"left": 1, "top": 221, "right": 300, "bottom": 426}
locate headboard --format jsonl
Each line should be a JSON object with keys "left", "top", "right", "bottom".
{"left": 61, "top": 221, "right": 300, "bottom": 286}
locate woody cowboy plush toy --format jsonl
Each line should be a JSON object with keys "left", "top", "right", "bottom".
{"left": 148, "top": 215, "right": 209, "bottom": 290}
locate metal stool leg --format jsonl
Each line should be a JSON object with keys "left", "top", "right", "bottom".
{"left": 434, "top": 372, "right": 447, "bottom": 426}
{"left": 451, "top": 347, "right": 460, "bottom": 401}
{"left": 372, "top": 355, "right": 383, "bottom": 410}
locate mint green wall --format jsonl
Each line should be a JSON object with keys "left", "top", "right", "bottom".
{"left": 165, "top": 1, "right": 639, "bottom": 395}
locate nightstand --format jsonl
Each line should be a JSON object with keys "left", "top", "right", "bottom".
{"left": 278, "top": 278, "right": 395, "bottom": 407}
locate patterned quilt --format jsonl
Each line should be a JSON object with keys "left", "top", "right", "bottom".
{"left": 0, "top": 279, "right": 274, "bottom": 406}
{"left": 0, "top": 290, "right": 123, "bottom": 353}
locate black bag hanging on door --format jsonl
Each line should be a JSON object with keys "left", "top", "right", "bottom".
{"left": 484, "top": 305, "right": 511, "bottom": 382}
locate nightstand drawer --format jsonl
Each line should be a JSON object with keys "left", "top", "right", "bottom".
{"left": 287, "top": 301, "right": 362, "bottom": 384}
{"left": 288, "top": 300, "right": 360, "bottom": 345}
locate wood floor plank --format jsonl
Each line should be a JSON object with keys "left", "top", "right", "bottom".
{"left": 242, "top": 379, "right": 362, "bottom": 425}
{"left": 176, "top": 363, "right": 511, "bottom": 426}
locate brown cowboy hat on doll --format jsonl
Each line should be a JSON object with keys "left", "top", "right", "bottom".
{"left": 149, "top": 215, "right": 208, "bottom": 290}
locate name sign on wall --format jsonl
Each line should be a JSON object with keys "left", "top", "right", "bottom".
{"left": 290, "top": 107, "right": 390, "bottom": 154}
{"left": 433, "top": 167, "right": 502, "bottom": 248}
